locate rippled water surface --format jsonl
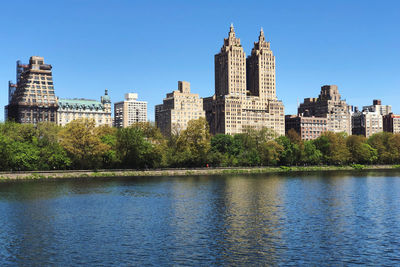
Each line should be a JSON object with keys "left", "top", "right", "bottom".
{"left": 1, "top": 171, "right": 400, "bottom": 266}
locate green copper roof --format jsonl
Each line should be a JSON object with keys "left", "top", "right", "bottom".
{"left": 59, "top": 98, "right": 104, "bottom": 110}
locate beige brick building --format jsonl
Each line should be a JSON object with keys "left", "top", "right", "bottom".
{"left": 155, "top": 81, "right": 205, "bottom": 136}
{"left": 204, "top": 25, "right": 285, "bottom": 135}
{"left": 352, "top": 109, "right": 383, "bottom": 138}
{"left": 298, "top": 85, "right": 352, "bottom": 135}
{"left": 352, "top": 100, "right": 390, "bottom": 137}
{"left": 57, "top": 89, "right": 112, "bottom": 127}
{"left": 285, "top": 115, "right": 328, "bottom": 140}
{"left": 383, "top": 113, "right": 400, "bottom": 133}
{"left": 114, "top": 93, "right": 147, "bottom": 128}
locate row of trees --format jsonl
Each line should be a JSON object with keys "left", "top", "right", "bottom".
{"left": 1, "top": 117, "right": 400, "bottom": 171}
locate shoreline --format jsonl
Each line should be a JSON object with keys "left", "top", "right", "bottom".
{"left": 0, "top": 165, "right": 400, "bottom": 181}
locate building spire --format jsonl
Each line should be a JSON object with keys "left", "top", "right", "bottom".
{"left": 228, "top": 23, "right": 236, "bottom": 38}
{"left": 259, "top": 27, "right": 265, "bottom": 42}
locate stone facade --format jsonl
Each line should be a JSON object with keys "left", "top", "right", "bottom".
{"left": 155, "top": 81, "right": 205, "bottom": 136}
{"left": 285, "top": 115, "right": 328, "bottom": 140}
{"left": 352, "top": 100, "right": 390, "bottom": 137}
{"left": 114, "top": 93, "right": 147, "bottom": 128}
{"left": 383, "top": 113, "right": 400, "bottom": 133}
{"left": 363, "top": 99, "right": 391, "bottom": 116}
{"left": 204, "top": 25, "right": 285, "bottom": 136}
{"left": 352, "top": 110, "right": 383, "bottom": 138}
{"left": 298, "top": 85, "right": 352, "bottom": 135}
{"left": 57, "top": 90, "right": 112, "bottom": 127}
{"left": 5, "top": 56, "right": 58, "bottom": 124}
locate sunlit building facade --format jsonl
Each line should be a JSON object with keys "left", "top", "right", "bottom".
{"left": 155, "top": 81, "right": 205, "bottom": 135}
{"left": 57, "top": 90, "right": 112, "bottom": 127}
{"left": 5, "top": 56, "right": 58, "bottom": 124}
{"left": 204, "top": 25, "right": 285, "bottom": 135}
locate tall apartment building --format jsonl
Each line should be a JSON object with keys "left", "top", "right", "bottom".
{"left": 57, "top": 89, "right": 112, "bottom": 127}
{"left": 298, "top": 85, "right": 352, "bottom": 135}
{"left": 363, "top": 99, "right": 391, "bottom": 116}
{"left": 155, "top": 81, "right": 205, "bottom": 136}
{"left": 5, "top": 56, "right": 58, "bottom": 124}
{"left": 352, "top": 109, "right": 382, "bottom": 137}
{"left": 285, "top": 115, "right": 328, "bottom": 140}
{"left": 204, "top": 25, "right": 284, "bottom": 135}
{"left": 114, "top": 93, "right": 147, "bottom": 128}
{"left": 383, "top": 113, "right": 400, "bottom": 133}
{"left": 352, "top": 100, "right": 389, "bottom": 137}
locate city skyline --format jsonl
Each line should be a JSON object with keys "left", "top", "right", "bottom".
{"left": 1, "top": 0, "right": 399, "bottom": 121}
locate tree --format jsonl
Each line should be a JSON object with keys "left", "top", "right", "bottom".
{"left": 276, "top": 135, "right": 300, "bottom": 166}
{"left": 388, "top": 134, "right": 400, "bottom": 163}
{"left": 116, "top": 126, "right": 160, "bottom": 169}
{"left": 259, "top": 140, "right": 283, "bottom": 166}
{"left": 59, "top": 119, "right": 109, "bottom": 169}
{"left": 211, "top": 134, "right": 234, "bottom": 154}
{"left": 302, "top": 141, "right": 322, "bottom": 165}
{"left": 346, "top": 135, "right": 377, "bottom": 164}
{"left": 174, "top": 118, "right": 211, "bottom": 167}
{"left": 368, "top": 132, "right": 394, "bottom": 163}
{"left": 314, "top": 132, "right": 350, "bottom": 165}
{"left": 95, "top": 125, "right": 118, "bottom": 168}
{"left": 0, "top": 133, "right": 12, "bottom": 170}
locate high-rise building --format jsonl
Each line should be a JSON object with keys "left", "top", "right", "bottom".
{"left": 352, "top": 109, "right": 382, "bottom": 137}
{"left": 285, "top": 115, "right": 328, "bottom": 140}
{"left": 363, "top": 99, "right": 392, "bottom": 116}
{"left": 114, "top": 93, "right": 147, "bottom": 128}
{"left": 352, "top": 100, "right": 389, "bottom": 137}
{"left": 204, "top": 25, "right": 285, "bottom": 135}
{"left": 57, "top": 89, "right": 112, "bottom": 127}
{"left": 155, "top": 81, "right": 205, "bottom": 136}
{"left": 383, "top": 113, "right": 400, "bottom": 134}
{"left": 5, "top": 56, "right": 58, "bottom": 124}
{"left": 298, "top": 85, "right": 352, "bottom": 135}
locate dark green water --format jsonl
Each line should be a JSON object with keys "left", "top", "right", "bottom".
{"left": 1, "top": 171, "right": 400, "bottom": 266}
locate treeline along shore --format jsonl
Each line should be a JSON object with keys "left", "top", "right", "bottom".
{"left": 1, "top": 117, "right": 400, "bottom": 176}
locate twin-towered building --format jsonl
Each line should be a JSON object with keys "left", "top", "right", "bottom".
{"left": 156, "top": 25, "right": 285, "bottom": 136}
{"left": 204, "top": 25, "right": 284, "bottom": 136}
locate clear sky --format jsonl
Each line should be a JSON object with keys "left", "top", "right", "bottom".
{"left": 1, "top": 0, "right": 399, "bottom": 121}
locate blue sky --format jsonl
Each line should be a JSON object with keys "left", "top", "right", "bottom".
{"left": 1, "top": 0, "right": 399, "bottom": 121}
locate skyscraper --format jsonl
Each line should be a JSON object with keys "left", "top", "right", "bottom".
{"left": 155, "top": 81, "right": 205, "bottom": 136}
{"left": 5, "top": 56, "right": 58, "bottom": 124}
{"left": 298, "top": 85, "right": 352, "bottom": 135}
{"left": 114, "top": 93, "right": 147, "bottom": 128}
{"left": 204, "top": 25, "right": 285, "bottom": 135}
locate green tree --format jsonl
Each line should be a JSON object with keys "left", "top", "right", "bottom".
{"left": 314, "top": 132, "right": 350, "bottom": 165}
{"left": 276, "top": 135, "right": 300, "bottom": 166}
{"left": 116, "top": 126, "right": 160, "bottom": 169}
{"left": 346, "top": 135, "right": 377, "bottom": 164}
{"left": 368, "top": 132, "right": 394, "bottom": 163}
{"left": 388, "top": 134, "right": 400, "bottom": 163}
{"left": 174, "top": 118, "right": 211, "bottom": 167}
{"left": 59, "top": 119, "right": 109, "bottom": 169}
{"left": 259, "top": 140, "right": 283, "bottom": 166}
{"left": 302, "top": 141, "right": 322, "bottom": 165}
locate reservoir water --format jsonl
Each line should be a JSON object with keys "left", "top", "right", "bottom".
{"left": 1, "top": 171, "right": 400, "bottom": 266}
